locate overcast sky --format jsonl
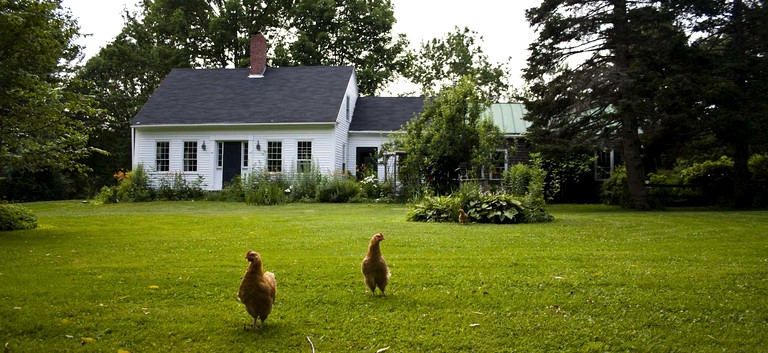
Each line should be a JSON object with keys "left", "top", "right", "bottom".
{"left": 61, "top": 0, "right": 540, "bottom": 94}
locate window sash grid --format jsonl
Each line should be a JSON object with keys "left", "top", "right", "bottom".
{"left": 156, "top": 142, "right": 170, "bottom": 172}
{"left": 183, "top": 141, "right": 198, "bottom": 172}
{"left": 267, "top": 141, "right": 282, "bottom": 172}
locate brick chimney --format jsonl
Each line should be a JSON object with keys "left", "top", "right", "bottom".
{"left": 249, "top": 33, "right": 267, "bottom": 78}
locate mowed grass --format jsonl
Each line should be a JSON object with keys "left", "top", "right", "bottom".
{"left": 1, "top": 202, "right": 767, "bottom": 352}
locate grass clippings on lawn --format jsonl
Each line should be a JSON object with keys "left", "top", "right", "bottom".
{"left": 1, "top": 201, "right": 766, "bottom": 352}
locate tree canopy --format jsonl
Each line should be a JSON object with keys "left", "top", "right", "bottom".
{"left": 685, "top": 0, "right": 768, "bottom": 207}
{"left": 406, "top": 26, "right": 508, "bottom": 102}
{"left": 384, "top": 76, "right": 504, "bottom": 196}
{"left": 524, "top": 0, "right": 767, "bottom": 208}
{"left": 273, "top": 0, "right": 409, "bottom": 96}
{"left": 524, "top": 0, "right": 708, "bottom": 209}
{"left": 0, "top": 0, "right": 100, "bottom": 185}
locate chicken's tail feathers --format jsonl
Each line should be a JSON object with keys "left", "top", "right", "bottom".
{"left": 265, "top": 271, "right": 277, "bottom": 289}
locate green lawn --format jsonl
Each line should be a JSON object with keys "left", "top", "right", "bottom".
{"left": 1, "top": 201, "right": 766, "bottom": 352}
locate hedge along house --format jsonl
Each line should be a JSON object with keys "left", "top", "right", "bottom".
{"left": 131, "top": 34, "right": 425, "bottom": 190}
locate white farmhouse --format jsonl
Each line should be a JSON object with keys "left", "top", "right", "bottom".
{"left": 131, "top": 34, "right": 424, "bottom": 190}
{"left": 131, "top": 34, "right": 530, "bottom": 190}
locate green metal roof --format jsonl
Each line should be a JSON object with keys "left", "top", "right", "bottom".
{"left": 488, "top": 103, "right": 529, "bottom": 136}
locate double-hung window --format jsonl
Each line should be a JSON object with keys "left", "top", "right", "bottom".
{"left": 297, "top": 141, "right": 312, "bottom": 172}
{"left": 156, "top": 141, "right": 170, "bottom": 172}
{"left": 267, "top": 141, "right": 282, "bottom": 172}
{"left": 183, "top": 141, "right": 198, "bottom": 172}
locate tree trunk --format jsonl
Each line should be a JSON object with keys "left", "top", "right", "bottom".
{"left": 729, "top": 0, "right": 752, "bottom": 208}
{"left": 613, "top": 0, "right": 650, "bottom": 209}
{"left": 622, "top": 114, "right": 650, "bottom": 209}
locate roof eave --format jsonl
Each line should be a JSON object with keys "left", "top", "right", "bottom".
{"left": 132, "top": 122, "right": 337, "bottom": 128}
{"left": 348, "top": 130, "right": 404, "bottom": 134}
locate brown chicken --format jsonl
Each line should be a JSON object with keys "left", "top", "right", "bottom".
{"left": 361, "top": 232, "right": 390, "bottom": 295}
{"left": 458, "top": 208, "right": 469, "bottom": 224}
{"left": 238, "top": 250, "right": 276, "bottom": 329}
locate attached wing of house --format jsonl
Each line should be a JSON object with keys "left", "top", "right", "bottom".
{"left": 488, "top": 103, "right": 531, "bottom": 165}
{"left": 348, "top": 97, "right": 425, "bottom": 179}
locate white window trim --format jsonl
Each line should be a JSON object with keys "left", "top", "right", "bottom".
{"left": 216, "top": 142, "right": 224, "bottom": 169}
{"left": 267, "top": 141, "right": 283, "bottom": 173}
{"left": 183, "top": 141, "right": 198, "bottom": 172}
{"left": 155, "top": 141, "right": 170, "bottom": 172}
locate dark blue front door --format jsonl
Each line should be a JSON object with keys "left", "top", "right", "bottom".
{"left": 222, "top": 142, "right": 241, "bottom": 187}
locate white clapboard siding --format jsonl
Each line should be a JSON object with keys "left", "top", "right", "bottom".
{"left": 133, "top": 124, "right": 336, "bottom": 190}
{"left": 332, "top": 72, "right": 358, "bottom": 173}
{"left": 347, "top": 131, "right": 401, "bottom": 181}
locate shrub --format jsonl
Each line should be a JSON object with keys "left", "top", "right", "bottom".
{"left": 288, "top": 163, "right": 323, "bottom": 201}
{"left": 215, "top": 175, "right": 245, "bottom": 202}
{"left": 503, "top": 163, "right": 534, "bottom": 197}
{"left": 646, "top": 169, "right": 701, "bottom": 208}
{"left": 680, "top": 156, "right": 733, "bottom": 206}
{"left": 466, "top": 193, "right": 524, "bottom": 224}
{"left": 408, "top": 191, "right": 551, "bottom": 224}
{"left": 93, "top": 165, "right": 154, "bottom": 204}
{"left": 0, "top": 203, "right": 38, "bottom": 231}
{"left": 601, "top": 166, "right": 630, "bottom": 207}
{"left": 378, "top": 179, "right": 398, "bottom": 200}
{"left": 521, "top": 164, "right": 555, "bottom": 223}
{"left": 407, "top": 195, "right": 461, "bottom": 222}
{"left": 243, "top": 169, "right": 289, "bottom": 206}
{"left": 453, "top": 180, "right": 482, "bottom": 209}
{"left": 503, "top": 158, "right": 554, "bottom": 222}
{"left": 749, "top": 153, "right": 768, "bottom": 207}
{"left": 156, "top": 173, "right": 206, "bottom": 201}
{"left": 317, "top": 173, "right": 360, "bottom": 203}
{"left": 409, "top": 157, "right": 554, "bottom": 224}
{"left": 359, "top": 174, "right": 381, "bottom": 199}
{"left": 604, "top": 155, "right": 768, "bottom": 208}
{"left": 646, "top": 171, "right": 674, "bottom": 209}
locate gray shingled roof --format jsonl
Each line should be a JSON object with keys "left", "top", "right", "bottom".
{"left": 350, "top": 97, "right": 425, "bottom": 132}
{"left": 132, "top": 66, "right": 354, "bottom": 126}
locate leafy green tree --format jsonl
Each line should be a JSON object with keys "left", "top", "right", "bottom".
{"left": 273, "top": 0, "right": 409, "bottom": 95}
{"left": 407, "top": 26, "right": 508, "bottom": 102}
{"left": 207, "top": 0, "right": 294, "bottom": 68}
{"left": 684, "top": 0, "right": 768, "bottom": 207}
{"left": 75, "top": 1, "right": 207, "bottom": 190}
{"left": 0, "top": 0, "right": 100, "bottom": 196}
{"left": 385, "top": 76, "right": 504, "bottom": 196}
{"left": 524, "top": 0, "right": 697, "bottom": 209}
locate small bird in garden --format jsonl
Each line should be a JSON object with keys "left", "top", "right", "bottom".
{"left": 361, "top": 232, "right": 390, "bottom": 296}
{"left": 238, "top": 250, "right": 277, "bottom": 330}
{"left": 458, "top": 208, "right": 469, "bottom": 224}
